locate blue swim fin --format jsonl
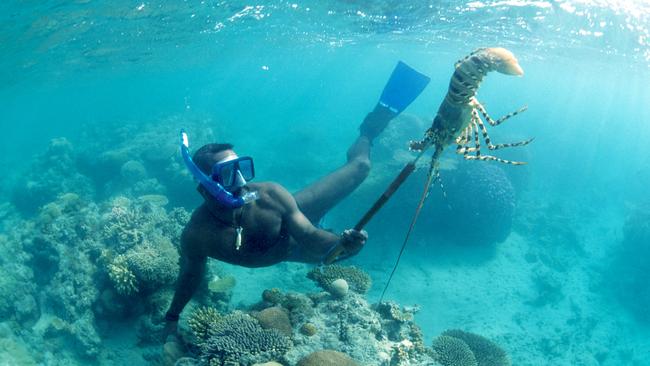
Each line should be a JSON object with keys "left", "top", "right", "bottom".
{"left": 379, "top": 61, "right": 430, "bottom": 115}
{"left": 360, "top": 61, "right": 430, "bottom": 141}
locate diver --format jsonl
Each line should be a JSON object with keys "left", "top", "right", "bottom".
{"left": 164, "top": 62, "right": 430, "bottom": 337}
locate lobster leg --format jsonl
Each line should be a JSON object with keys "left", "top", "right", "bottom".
{"left": 473, "top": 109, "right": 534, "bottom": 150}
{"left": 465, "top": 155, "right": 527, "bottom": 165}
{"left": 473, "top": 99, "right": 528, "bottom": 127}
{"left": 455, "top": 125, "right": 475, "bottom": 154}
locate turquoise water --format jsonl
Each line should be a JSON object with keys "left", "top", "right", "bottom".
{"left": 2, "top": 1, "right": 650, "bottom": 365}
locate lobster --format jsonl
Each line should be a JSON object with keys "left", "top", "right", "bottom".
{"left": 381, "top": 48, "right": 533, "bottom": 300}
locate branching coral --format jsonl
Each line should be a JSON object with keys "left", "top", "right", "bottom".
{"left": 107, "top": 254, "right": 138, "bottom": 295}
{"left": 200, "top": 311, "right": 292, "bottom": 365}
{"left": 101, "top": 197, "right": 147, "bottom": 251}
{"left": 188, "top": 307, "right": 222, "bottom": 344}
{"left": 307, "top": 264, "right": 372, "bottom": 294}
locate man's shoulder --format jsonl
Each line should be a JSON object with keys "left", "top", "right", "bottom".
{"left": 247, "top": 182, "right": 295, "bottom": 212}
{"left": 248, "top": 181, "right": 286, "bottom": 194}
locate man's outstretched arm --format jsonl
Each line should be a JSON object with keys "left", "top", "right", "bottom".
{"left": 270, "top": 183, "right": 366, "bottom": 263}
{"left": 164, "top": 232, "right": 207, "bottom": 335}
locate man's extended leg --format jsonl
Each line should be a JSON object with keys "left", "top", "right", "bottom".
{"left": 294, "top": 105, "right": 394, "bottom": 224}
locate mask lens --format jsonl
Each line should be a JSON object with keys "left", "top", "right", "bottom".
{"left": 216, "top": 162, "right": 237, "bottom": 187}
{"left": 238, "top": 158, "right": 254, "bottom": 181}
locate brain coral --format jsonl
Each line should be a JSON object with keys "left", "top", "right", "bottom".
{"left": 307, "top": 264, "right": 371, "bottom": 294}
{"left": 254, "top": 306, "right": 292, "bottom": 337}
{"left": 432, "top": 335, "right": 478, "bottom": 366}
{"left": 201, "top": 312, "right": 291, "bottom": 365}
{"left": 415, "top": 163, "right": 516, "bottom": 245}
{"left": 441, "top": 329, "right": 510, "bottom": 366}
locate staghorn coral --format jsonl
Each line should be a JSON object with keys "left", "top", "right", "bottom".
{"left": 200, "top": 311, "right": 292, "bottom": 366}
{"left": 307, "top": 264, "right": 371, "bottom": 294}
{"left": 441, "top": 330, "right": 510, "bottom": 366}
{"left": 432, "top": 335, "right": 478, "bottom": 366}
{"left": 188, "top": 307, "right": 222, "bottom": 344}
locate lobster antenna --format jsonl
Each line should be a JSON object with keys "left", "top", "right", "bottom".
{"left": 379, "top": 163, "right": 437, "bottom": 302}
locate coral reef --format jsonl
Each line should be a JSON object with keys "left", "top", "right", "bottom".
{"left": 11, "top": 138, "right": 95, "bottom": 214}
{"left": 75, "top": 116, "right": 218, "bottom": 207}
{"left": 307, "top": 264, "right": 372, "bottom": 294}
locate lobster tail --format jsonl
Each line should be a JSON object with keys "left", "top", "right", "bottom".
{"left": 447, "top": 47, "right": 524, "bottom": 105}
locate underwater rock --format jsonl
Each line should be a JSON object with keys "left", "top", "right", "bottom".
{"left": 296, "top": 350, "right": 359, "bottom": 366}
{"left": 162, "top": 339, "right": 185, "bottom": 366}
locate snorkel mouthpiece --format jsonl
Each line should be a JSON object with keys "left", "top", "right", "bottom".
{"left": 180, "top": 130, "right": 257, "bottom": 209}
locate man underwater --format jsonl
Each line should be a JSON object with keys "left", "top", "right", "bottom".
{"left": 164, "top": 62, "right": 430, "bottom": 335}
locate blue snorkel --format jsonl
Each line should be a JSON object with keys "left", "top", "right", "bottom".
{"left": 180, "top": 130, "right": 258, "bottom": 209}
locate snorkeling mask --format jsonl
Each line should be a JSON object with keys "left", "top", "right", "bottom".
{"left": 212, "top": 156, "right": 254, "bottom": 190}
{"left": 180, "top": 130, "right": 258, "bottom": 209}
